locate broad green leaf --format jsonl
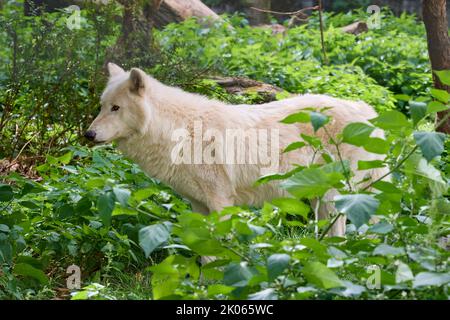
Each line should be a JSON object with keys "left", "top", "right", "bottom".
{"left": 413, "top": 272, "right": 450, "bottom": 288}
{"left": 338, "top": 281, "right": 366, "bottom": 297}
{"left": 370, "top": 110, "right": 411, "bottom": 131}
{"left": 113, "top": 187, "right": 131, "bottom": 206}
{"left": 97, "top": 192, "right": 115, "bottom": 227}
{"left": 434, "top": 70, "right": 450, "bottom": 86}
{"left": 409, "top": 101, "right": 427, "bottom": 125}
{"left": 310, "top": 112, "right": 329, "bottom": 132}
{"left": 334, "top": 194, "right": 379, "bottom": 228}
{"left": 300, "top": 133, "right": 322, "bottom": 148}
{"left": 281, "top": 111, "right": 310, "bottom": 124}
{"left": 372, "top": 181, "right": 401, "bottom": 193}
{"left": 281, "top": 168, "right": 342, "bottom": 199}
{"left": 0, "top": 184, "right": 13, "bottom": 202}
{"left": 393, "top": 94, "right": 410, "bottom": 101}
{"left": 404, "top": 154, "right": 447, "bottom": 196}
{"left": 363, "top": 137, "right": 390, "bottom": 154}
{"left": 430, "top": 88, "right": 450, "bottom": 103}
{"left": 395, "top": 262, "right": 414, "bottom": 283}
{"left": 271, "top": 198, "right": 309, "bottom": 218}
{"left": 373, "top": 244, "right": 405, "bottom": 256}
{"left": 139, "top": 222, "right": 172, "bottom": 258}
{"left": 13, "top": 263, "right": 48, "bottom": 284}
{"left": 427, "top": 101, "right": 449, "bottom": 114}
{"left": 413, "top": 131, "right": 446, "bottom": 161}
{"left": 267, "top": 254, "right": 290, "bottom": 281}
{"left": 342, "top": 122, "right": 374, "bottom": 146}
{"left": 207, "top": 284, "right": 234, "bottom": 297}
{"left": 248, "top": 288, "right": 278, "bottom": 300}
{"left": 368, "top": 221, "right": 394, "bottom": 234}
{"left": 357, "top": 160, "right": 385, "bottom": 170}
{"left": 224, "top": 262, "right": 254, "bottom": 287}
{"left": 283, "top": 141, "right": 306, "bottom": 153}
{"left": 57, "top": 151, "right": 73, "bottom": 164}
{"left": 302, "top": 261, "right": 343, "bottom": 289}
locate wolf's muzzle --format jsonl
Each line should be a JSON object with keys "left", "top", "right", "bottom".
{"left": 84, "top": 130, "right": 96, "bottom": 141}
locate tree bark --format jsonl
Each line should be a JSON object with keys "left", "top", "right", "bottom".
{"left": 423, "top": 0, "right": 450, "bottom": 133}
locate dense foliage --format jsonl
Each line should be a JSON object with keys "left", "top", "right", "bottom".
{"left": 0, "top": 2, "right": 449, "bottom": 300}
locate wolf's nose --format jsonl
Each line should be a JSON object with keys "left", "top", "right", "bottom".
{"left": 84, "top": 130, "right": 96, "bottom": 141}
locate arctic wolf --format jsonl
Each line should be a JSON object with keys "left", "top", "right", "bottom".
{"left": 85, "top": 63, "right": 386, "bottom": 236}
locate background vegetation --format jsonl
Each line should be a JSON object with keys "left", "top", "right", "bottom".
{"left": 0, "top": 1, "right": 449, "bottom": 300}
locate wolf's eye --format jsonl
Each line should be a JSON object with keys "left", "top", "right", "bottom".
{"left": 111, "top": 105, "right": 120, "bottom": 112}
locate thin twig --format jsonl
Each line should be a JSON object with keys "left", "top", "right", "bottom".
{"left": 317, "top": 0, "right": 328, "bottom": 65}
{"left": 250, "top": 6, "right": 318, "bottom": 16}
{"left": 319, "top": 212, "right": 342, "bottom": 240}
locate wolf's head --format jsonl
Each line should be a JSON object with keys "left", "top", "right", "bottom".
{"left": 85, "top": 63, "right": 152, "bottom": 143}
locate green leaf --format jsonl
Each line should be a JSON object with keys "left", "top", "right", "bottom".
{"left": 280, "top": 111, "right": 310, "bottom": 124}
{"left": 0, "top": 184, "right": 13, "bottom": 202}
{"left": 283, "top": 141, "right": 306, "bottom": 153}
{"left": 409, "top": 101, "right": 427, "bottom": 125}
{"left": 357, "top": 160, "right": 385, "bottom": 170}
{"left": 310, "top": 112, "right": 329, "bottom": 132}
{"left": 373, "top": 244, "right": 405, "bottom": 256}
{"left": 342, "top": 122, "right": 374, "bottom": 146}
{"left": 113, "top": 187, "right": 131, "bottom": 206}
{"left": 57, "top": 151, "right": 73, "bottom": 164}
{"left": 334, "top": 194, "right": 379, "bottom": 228}
{"left": 395, "top": 262, "right": 414, "bottom": 283}
{"left": 413, "top": 272, "right": 450, "bottom": 288}
{"left": 139, "top": 222, "right": 172, "bottom": 258}
{"left": 207, "top": 284, "right": 234, "bottom": 297}
{"left": 363, "top": 137, "right": 390, "bottom": 154}
{"left": 271, "top": 198, "right": 309, "bottom": 218}
{"left": 224, "top": 262, "right": 254, "bottom": 287}
{"left": 413, "top": 131, "right": 446, "bottom": 161}
{"left": 427, "top": 101, "right": 449, "bottom": 114}
{"left": 370, "top": 110, "right": 411, "bottom": 131}
{"left": 281, "top": 168, "right": 342, "bottom": 199}
{"left": 434, "top": 70, "right": 450, "bottom": 86}
{"left": 430, "top": 88, "right": 450, "bottom": 103}
{"left": 248, "top": 288, "right": 278, "bottom": 300}
{"left": 97, "top": 192, "right": 115, "bottom": 227}
{"left": 267, "top": 254, "right": 290, "bottom": 281}
{"left": 368, "top": 221, "right": 393, "bottom": 234}
{"left": 13, "top": 263, "right": 48, "bottom": 284}
{"left": 300, "top": 133, "right": 322, "bottom": 148}
{"left": 302, "top": 261, "right": 343, "bottom": 289}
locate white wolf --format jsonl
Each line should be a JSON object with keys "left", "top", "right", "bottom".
{"left": 86, "top": 63, "right": 387, "bottom": 236}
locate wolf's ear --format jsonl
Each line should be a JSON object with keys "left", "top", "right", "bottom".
{"left": 129, "top": 68, "right": 146, "bottom": 96}
{"left": 107, "top": 62, "right": 125, "bottom": 77}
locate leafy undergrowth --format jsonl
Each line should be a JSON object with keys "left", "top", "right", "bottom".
{"left": 0, "top": 4, "right": 449, "bottom": 300}
{"left": 1, "top": 76, "right": 449, "bottom": 299}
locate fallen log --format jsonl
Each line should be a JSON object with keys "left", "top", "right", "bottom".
{"left": 25, "top": 0, "right": 220, "bottom": 28}
{"left": 209, "top": 76, "right": 285, "bottom": 103}
{"left": 152, "top": 0, "right": 220, "bottom": 27}
{"left": 341, "top": 21, "right": 369, "bottom": 35}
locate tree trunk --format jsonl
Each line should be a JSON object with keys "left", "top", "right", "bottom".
{"left": 423, "top": 0, "right": 450, "bottom": 133}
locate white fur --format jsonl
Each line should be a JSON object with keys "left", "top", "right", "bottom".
{"left": 87, "top": 63, "right": 387, "bottom": 236}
